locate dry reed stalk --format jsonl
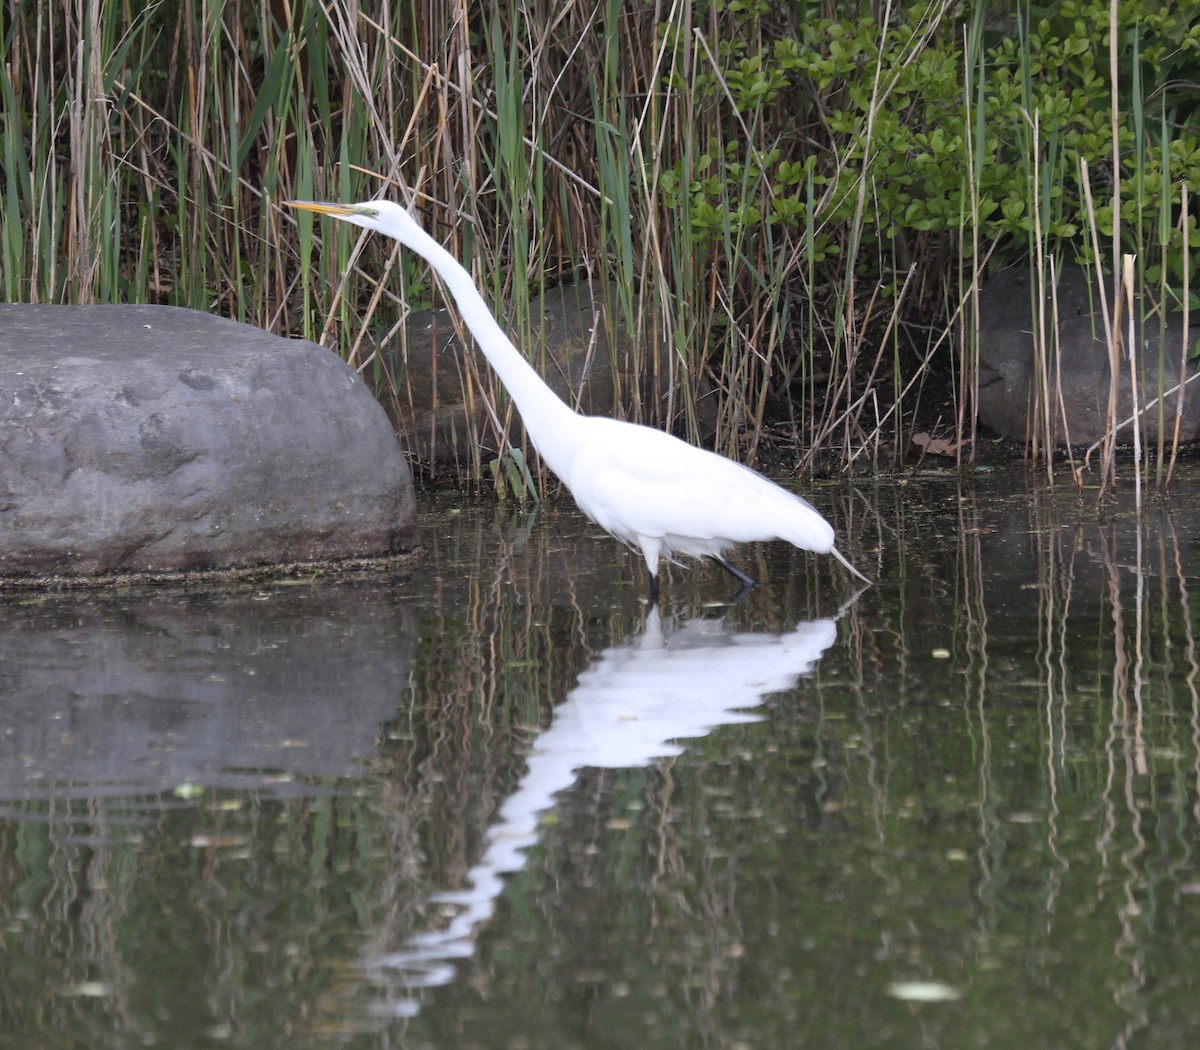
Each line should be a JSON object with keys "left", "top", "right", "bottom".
{"left": 959, "top": 27, "right": 982, "bottom": 472}
{"left": 1105, "top": 0, "right": 1123, "bottom": 493}
{"left": 1025, "top": 111, "right": 1055, "bottom": 480}
{"left": 832, "top": 263, "right": 917, "bottom": 459}
{"left": 1166, "top": 182, "right": 1190, "bottom": 489}
{"left": 803, "top": 0, "right": 959, "bottom": 463}
{"left": 1123, "top": 254, "right": 1142, "bottom": 513}
{"left": 1079, "top": 158, "right": 1120, "bottom": 493}
{"left": 1045, "top": 259, "right": 1078, "bottom": 481}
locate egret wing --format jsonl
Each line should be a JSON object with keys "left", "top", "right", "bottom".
{"left": 568, "top": 420, "right": 832, "bottom": 550}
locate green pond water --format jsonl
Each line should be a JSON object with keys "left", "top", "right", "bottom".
{"left": 3, "top": 465, "right": 1200, "bottom": 1048}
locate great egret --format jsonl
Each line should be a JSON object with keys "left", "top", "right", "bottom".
{"left": 286, "top": 199, "right": 870, "bottom": 599}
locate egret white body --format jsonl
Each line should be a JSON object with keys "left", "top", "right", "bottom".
{"left": 285, "top": 199, "right": 869, "bottom": 598}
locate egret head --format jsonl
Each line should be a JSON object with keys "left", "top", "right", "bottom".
{"left": 284, "top": 199, "right": 427, "bottom": 250}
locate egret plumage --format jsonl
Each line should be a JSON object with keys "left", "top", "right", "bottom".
{"left": 285, "top": 198, "right": 869, "bottom": 599}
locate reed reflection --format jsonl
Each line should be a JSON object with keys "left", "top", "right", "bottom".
{"left": 959, "top": 473, "right": 1200, "bottom": 1048}
{"left": 364, "top": 605, "right": 840, "bottom": 1018}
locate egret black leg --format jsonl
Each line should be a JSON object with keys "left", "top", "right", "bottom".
{"left": 649, "top": 572, "right": 661, "bottom": 604}
{"left": 710, "top": 556, "right": 758, "bottom": 590}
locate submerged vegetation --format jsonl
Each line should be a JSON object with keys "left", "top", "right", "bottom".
{"left": 1, "top": 0, "right": 1197, "bottom": 485}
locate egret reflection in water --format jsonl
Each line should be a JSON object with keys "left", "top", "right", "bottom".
{"left": 366, "top": 606, "right": 840, "bottom": 1017}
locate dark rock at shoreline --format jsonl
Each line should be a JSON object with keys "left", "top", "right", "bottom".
{"left": 977, "top": 267, "right": 1200, "bottom": 446}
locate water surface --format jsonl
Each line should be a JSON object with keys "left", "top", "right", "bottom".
{"left": 3, "top": 465, "right": 1200, "bottom": 1048}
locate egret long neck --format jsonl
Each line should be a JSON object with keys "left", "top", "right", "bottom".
{"left": 408, "top": 229, "right": 580, "bottom": 474}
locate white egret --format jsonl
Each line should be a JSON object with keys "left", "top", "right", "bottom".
{"left": 285, "top": 199, "right": 870, "bottom": 599}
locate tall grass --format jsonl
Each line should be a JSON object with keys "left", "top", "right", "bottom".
{"left": 1, "top": 1, "right": 1194, "bottom": 488}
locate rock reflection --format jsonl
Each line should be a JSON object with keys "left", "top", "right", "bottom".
{"left": 0, "top": 582, "right": 416, "bottom": 805}
{"left": 365, "top": 606, "right": 839, "bottom": 1017}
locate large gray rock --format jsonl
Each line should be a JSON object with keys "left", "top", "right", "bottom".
{"left": 978, "top": 267, "right": 1200, "bottom": 445}
{"left": 0, "top": 305, "right": 416, "bottom": 577}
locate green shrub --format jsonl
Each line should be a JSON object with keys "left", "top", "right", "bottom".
{"left": 658, "top": 0, "right": 1200, "bottom": 300}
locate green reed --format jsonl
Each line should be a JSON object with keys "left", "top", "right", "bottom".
{"left": 2, "top": 1, "right": 1194, "bottom": 488}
